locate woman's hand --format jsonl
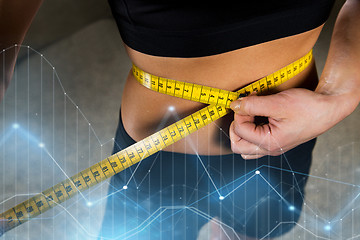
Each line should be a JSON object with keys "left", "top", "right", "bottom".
{"left": 229, "top": 88, "right": 351, "bottom": 159}
{"left": 229, "top": 0, "right": 360, "bottom": 160}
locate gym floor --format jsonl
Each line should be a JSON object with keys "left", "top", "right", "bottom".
{"left": 1, "top": 0, "right": 360, "bottom": 239}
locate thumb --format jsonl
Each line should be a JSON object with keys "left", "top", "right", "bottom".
{"left": 229, "top": 94, "right": 283, "bottom": 117}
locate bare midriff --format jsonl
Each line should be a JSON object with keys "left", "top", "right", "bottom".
{"left": 121, "top": 25, "right": 324, "bottom": 155}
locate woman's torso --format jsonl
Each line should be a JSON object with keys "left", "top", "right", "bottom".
{"left": 121, "top": 25, "right": 323, "bottom": 155}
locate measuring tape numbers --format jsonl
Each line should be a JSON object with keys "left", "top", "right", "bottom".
{"left": 0, "top": 49, "right": 313, "bottom": 236}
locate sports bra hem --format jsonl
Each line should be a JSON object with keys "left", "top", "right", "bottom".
{"left": 111, "top": 0, "right": 334, "bottom": 57}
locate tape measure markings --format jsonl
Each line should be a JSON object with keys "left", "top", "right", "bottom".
{"left": 0, "top": 49, "right": 313, "bottom": 235}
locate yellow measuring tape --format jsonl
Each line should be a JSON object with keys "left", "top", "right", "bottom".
{"left": 0, "top": 49, "right": 313, "bottom": 235}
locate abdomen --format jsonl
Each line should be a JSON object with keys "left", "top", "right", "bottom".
{"left": 120, "top": 25, "right": 323, "bottom": 155}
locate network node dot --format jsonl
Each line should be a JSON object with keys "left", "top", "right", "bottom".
{"left": 168, "top": 106, "right": 175, "bottom": 111}
{"left": 123, "top": 185, "right": 128, "bottom": 190}
{"left": 288, "top": 205, "right": 295, "bottom": 211}
{"left": 255, "top": 170, "right": 260, "bottom": 175}
{"left": 12, "top": 123, "right": 20, "bottom": 129}
{"left": 324, "top": 225, "right": 331, "bottom": 231}
{"left": 86, "top": 202, "right": 93, "bottom": 207}
{"left": 38, "top": 143, "right": 45, "bottom": 148}
{"left": 219, "top": 196, "right": 225, "bottom": 200}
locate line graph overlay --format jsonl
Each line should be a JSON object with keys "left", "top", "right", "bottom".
{"left": 1, "top": 44, "right": 360, "bottom": 239}
{"left": 1, "top": 45, "right": 117, "bottom": 239}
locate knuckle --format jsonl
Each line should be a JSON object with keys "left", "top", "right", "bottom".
{"left": 230, "top": 120, "right": 242, "bottom": 138}
{"left": 230, "top": 143, "right": 237, "bottom": 153}
{"left": 230, "top": 139, "right": 245, "bottom": 155}
{"left": 230, "top": 141, "right": 240, "bottom": 154}
{"left": 241, "top": 98, "right": 252, "bottom": 115}
{"left": 229, "top": 122, "right": 238, "bottom": 140}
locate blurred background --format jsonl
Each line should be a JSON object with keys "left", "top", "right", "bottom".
{"left": 2, "top": 0, "right": 360, "bottom": 239}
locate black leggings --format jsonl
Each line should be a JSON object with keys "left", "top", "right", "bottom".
{"left": 98, "top": 111, "right": 315, "bottom": 239}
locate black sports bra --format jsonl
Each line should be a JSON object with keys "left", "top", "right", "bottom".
{"left": 108, "top": 0, "right": 335, "bottom": 58}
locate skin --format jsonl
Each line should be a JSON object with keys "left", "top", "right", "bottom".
{"left": 1, "top": 1, "right": 357, "bottom": 157}
{"left": 0, "top": 0, "right": 43, "bottom": 100}
{"left": 1, "top": 0, "right": 360, "bottom": 238}
{"left": 0, "top": 0, "right": 43, "bottom": 233}
{"left": 122, "top": 26, "right": 321, "bottom": 155}
{"left": 229, "top": 0, "right": 360, "bottom": 160}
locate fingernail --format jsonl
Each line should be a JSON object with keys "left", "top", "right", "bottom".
{"left": 230, "top": 100, "right": 241, "bottom": 112}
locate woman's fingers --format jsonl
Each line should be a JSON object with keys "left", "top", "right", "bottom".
{"left": 230, "top": 121, "right": 270, "bottom": 157}
{"left": 241, "top": 154, "right": 265, "bottom": 160}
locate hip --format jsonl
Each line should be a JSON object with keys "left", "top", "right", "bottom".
{"left": 120, "top": 25, "right": 322, "bottom": 155}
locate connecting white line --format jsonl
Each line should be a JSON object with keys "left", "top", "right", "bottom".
{"left": 194, "top": 152, "right": 221, "bottom": 196}
{"left": 116, "top": 208, "right": 168, "bottom": 240}
{"left": 0, "top": 193, "right": 43, "bottom": 206}
{"left": 267, "top": 134, "right": 328, "bottom": 221}
{"left": 258, "top": 173, "right": 287, "bottom": 203}
{"left": 187, "top": 207, "right": 243, "bottom": 240}
{"left": 125, "top": 151, "right": 152, "bottom": 187}
{"left": 331, "top": 187, "right": 360, "bottom": 223}
{"left": 223, "top": 173, "right": 257, "bottom": 199}
{"left": 260, "top": 221, "right": 332, "bottom": 240}
{"left": 2, "top": 44, "right": 360, "bottom": 239}
{"left": 1, "top": 124, "right": 90, "bottom": 201}
{"left": 41, "top": 147, "right": 88, "bottom": 201}
{"left": 0, "top": 128, "right": 15, "bottom": 146}
{"left": 135, "top": 152, "right": 161, "bottom": 189}
{"left": 100, "top": 137, "right": 117, "bottom": 147}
